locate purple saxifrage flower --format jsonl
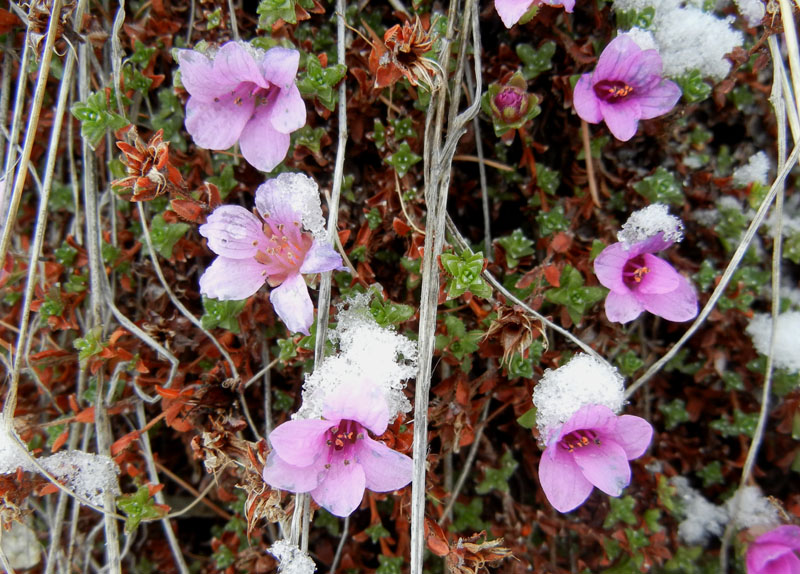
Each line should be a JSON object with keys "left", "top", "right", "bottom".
{"left": 538, "top": 404, "right": 652, "bottom": 513}
{"left": 594, "top": 233, "right": 698, "bottom": 324}
{"left": 494, "top": 0, "right": 574, "bottom": 28}
{"left": 198, "top": 173, "right": 344, "bottom": 335}
{"left": 573, "top": 34, "right": 681, "bottom": 141}
{"left": 746, "top": 525, "right": 800, "bottom": 574}
{"left": 176, "top": 41, "right": 305, "bottom": 172}
{"left": 262, "top": 380, "right": 413, "bottom": 517}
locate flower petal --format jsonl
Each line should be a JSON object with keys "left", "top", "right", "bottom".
{"left": 604, "top": 290, "right": 644, "bottom": 323}
{"left": 625, "top": 50, "right": 664, "bottom": 90}
{"left": 595, "top": 35, "right": 643, "bottom": 82}
{"left": 636, "top": 253, "right": 681, "bottom": 295}
{"left": 185, "top": 84, "right": 255, "bottom": 151}
{"left": 262, "top": 451, "right": 326, "bottom": 493}
{"left": 571, "top": 439, "right": 631, "bottom": 497}
{"left": 494, "top": 0, "right": 533, "bottom": 28}
{"left": 269, "top": 272, "right": 314, "bottom": 335}
{"left": 594, "top": 242, "right": 631, "bottom": 293}
{"left": 214, "top": 42, "right": 268, "bottom": 89}
{"left": 321, "top": 379, "right": 391, "bottom": 435}
{"left": 357, "top": 436, "right": 413, "bottom": 492}
{"left": 635, "top": 78, "right": 682, "bottom": 120}
{"left": 270, "top": 84, "right": 306, "bottom": 134}
{"left": 560, "top": 404, "right": 617, "bottom": 437}
{"left": 640, "top": 274, "right": 698, "bottom": 322}
{"left": 608, "top": 415, "right": 653, "bottom": 459}
{"left": 300, "top": 240, "right": 345, "bottom": 275}
{"left": 239, "top": 104, "right": 292, "bottom": 172}
{"left": 311, "top": 450, "right": 367, "bottom": 517}
{"left": 599, "top": 99, "right": 641, "bottom": 141}
{"left": 573, "top": 74, "right": 603, "bottom": 124}
{"left": 199, "top": 256, "right": 267, "bottom": 300}
{"left": 756, "top": 526, "right": 800, "bottom": 550}
{"left": 268, "top": 418, "right": 333, "bottom": 467}
{"left": 261, "top": 47, "right": 301, "bottom": 91}
{"left": 747, "top": 543, "right": 800, "bottom": 574}
{"left": 199, "top": 205, "right": 266, "bottom": 259}
{"left": 177, "top": 49, "right": 239, "bottom": 101}
{"left": 539, "top": 444, "right": 594, "bottom": 513}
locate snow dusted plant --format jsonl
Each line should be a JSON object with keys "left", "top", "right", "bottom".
{"left": 198, "top": 173, "right": 344, "bottom": 335}
{"left": 594, "top": 204, "right": 698, "bottom": 324}
{"left": 262, "top": 294, "right": 417, "bottom": 516}
{"left": 494, "top": 0, "right": 574, "bottom": 28}
{"left": 573, "top": 34, "right": 681, "bottom": 141}
{"left": 746, "top": 525, "right": 800, "bottom": 574}
{"left": 532, "top": 354, "right": 653, "bottom": 513}
{"left": 176, "top": 41, "right": 305, "bottom": 172}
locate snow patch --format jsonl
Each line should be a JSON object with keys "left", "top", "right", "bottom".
{"left": 672, "top": 476, "right": 728, "bottom": 545}
{"left": 733, "top": 0, "right": 765, "bottom": 26}
{"left": 746, "top": 311, "right": 800, "bottom": 373}
{"left": 726, "top": 486, "right": 780, "bottom": 529}
{"left": 618, "top": 204, "right": 684, "bottom": 246}
{"left": 269, "top": 540, "right": 316, "bottom": 574}
{"left": 732, "top": 151, "right": 771, "bottom": 186}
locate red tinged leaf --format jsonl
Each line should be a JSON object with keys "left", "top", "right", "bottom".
{"left": 425, "top": 519, "right": 450, "bottom": 557}
{"left": 543, "top": 265, "right": 560, "bottom": 287}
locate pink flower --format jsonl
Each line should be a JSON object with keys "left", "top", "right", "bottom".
{"left": 495, "top": 0, "right": 574, "bottom": 28}
{"left": 176, "top": 42, "right": 306, "bottom": 172}
{"left": 539, "top": 404, "right": 652, "bottom": 513}
{"left": 747, "top": 525, "right": 800, "bottom": 574}
{"left": 573, "top": 34, "right": 681, "bottom": 141}
{"left": 262, "top": 381, "right": 413, "bottom": 517}
{"left": 198, "top": 173, "right": 343, "bottom": 335}
{"left": 594, "top": 233, "right": 698, "bottom": 324}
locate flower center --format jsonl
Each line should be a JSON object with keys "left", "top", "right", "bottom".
{"left": 324, "top": 419, "right": 365, "bottom": 467}
{"left": 254, "top": 217, "right": 313, "bottom": 276}
{"left": 622, "top": 255, "right": 650, "bottom": 288}
{"left": 559, "top": 430, "right": 600, "bottom": 453}
{"left": 594, "top": 79, "right": 634, "bottom": 103}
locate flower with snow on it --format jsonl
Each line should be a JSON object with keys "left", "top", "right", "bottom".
{"left": 494, "top": 0, "right": 574, "bottom": 28}
{"left": 594, "top": 204, "right": 697, "bottom": 324}
{"left": 198, "top": 173, "right": 344, "bottom": 335}
{"left": 573, "top": 34, "right": 681, "bottom": 141}
{"left": 538, "top": 404, "right": 652, "bottom": 513}
{"left": 176, "top": 41, "right": 305, "bottom": 172}
{"left": 262, "top": 378, "right": 413, "bottom": 517}
{"left": 746, "top": 525, "right": 800, "bottom": 574}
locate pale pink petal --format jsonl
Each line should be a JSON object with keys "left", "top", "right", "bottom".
{"left": 261, "top": 47, "right": 301, "bottom": 90}
{"left": 322, "top": 379, "right": 391, "bottom": 435}
{"left": 595, "top": 36, "right": 643, "bottom": 82}
{"left": 539, "top": 445, "right": 594, "bottom": 513}
{"left": 636, "top": 253, "right": 681, "bottom": 295}
{"left": 199, "top": 205, "right": 266, "bottom": 259}
{"left": 560, "top": 404, "right": 617, "bottom": 437}
{"left": 625, "top": 50, "right": 663, "bottom": 89}
{"left": 604, "top": 290, "right": 644, "bottom": 323}
{"left": 185, "top": 84, "right": 255, "bottom": 150}
{"left": 632, "top": 233, "right": 674, "bottom": 255}
{"left": 571, "top": 439, "right": 631, "bottom": 497}
{"left": 262, "top": 451, "right": 327, "bottom": 493}
{"left": 214, "top": 42, "right": 268, "bottom": 89}
{"left": 748, "top": 544, "right": 800, "bottom": 574}
{"left": 357, "top": 436, "right": 413, "bottom": 492}
{"left": 268, "top": 418, "right": 332, "bottom": 467}
{"left": 494, "top": 0, "right": 533, "bottom": 28}
{"left": 199, "top": 256, "right": 267, "bottom": 300}
{"left": 177, "top": 49, "right": 239, "bottom": 101}
{"left": 607, "top": 415, "right": 653, "bottom": 459}
{"left": 594, "top": 242, "right": 631, "bottom": 293}
{"left": 756, "top": 526, "right": 800, "bottom": 550}
{"left": 255, "top": 178, "right": 297, "bottom": 223}
{"left": 239, "top": 104, "right": 292, "bottom": 172}
{"left": 635, "top": 79, "right": 682, "bottom": 120}
{"left": 270, "top": 84, "right": 306, "bottom": 134}
{"left": 640, "top": 274, "right": 698, "bottom": 322}
{"left": 311, "top": 450, "right": 367, "bottom": 517}
{"left": 573, "top": 74, "right": 603, "bottom": 124}
{"left": 300, "top": 240, "right": 344, "bottom": 275}
{"left": 269, "top": 272, "right": 314, "bottom": 334}
{"left": 599, "top": 98, "right": 641, "bottom": 141}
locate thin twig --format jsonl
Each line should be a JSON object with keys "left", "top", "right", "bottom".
{"left": 227, "top": 0, "right": 240, "bottom": 40}
{"left": 154, "top": 460, "right": 233, "bottom": 521}
{"left": 452, "top": 154, "right": 514, "bottom": 172}
{"left": 581, "top": 120, "right": 601, "bottom": 207}
{"left": 328, "top": 515, "right": 350, "bottom": 574}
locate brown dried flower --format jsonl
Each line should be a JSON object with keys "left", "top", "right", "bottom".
{"left": 368, "top": 16, "right": 441, "bottom": 89}
{"left": 113, "top": 127, "right": 184, "bottom": 201}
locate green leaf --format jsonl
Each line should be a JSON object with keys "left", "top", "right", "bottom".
{"left": 117, "top": 485, "right": 167, "bottom": 533}
{"left": 451, "top": 498, "right": 486, "bottom": 532}
{"left": 535, "top": 204, "right": 569, "bottom": 236}
{"left": 385, "top": 141, "right": 422, "bottom": 177}
{"left": 206, "top": 7, "right": 223, "bottom": 29}
{"left": 516, "top": 41, "right": 556, "bottom": 81}
{"left": 149, "top": 213, "right": 190, "bottom": 259}
{"left": 496, "top": 229, "right": 535, "bottom": 268}
{"left": 273, "top": 389, "right": 294, "bottom": 412}
{"left": 208, "top": 164, "right": 238, "bottom": 199}
{"left": 293, "top": 125, "right": 327, "bottom": 155}
{"left": 296, "top": 58, "right": 347, "bottom": 111}
{"left": 74, "top": 326, "right": 105, "bottom": 362}
{"left": 536, "top": 163, "right": 561, "bottom": 195}
{"left": 633, "top": 167, "right": 683, "bottom": 205}
{"left": 659, "top": 399, "right": 690, "bottom": 430}
{"left": 257, "top": 0, "right": 297, "bottom": 28}
{"left": 366, "top": 208, "right": 382, "bottom": 230}
{"left": 693, "top": 260, "right": 717, "bottom": 292}
{"left": 615, "top": 6, "right": 655, "bottom": 29}
{"left": 370, "top": 297, "right": 415, "bottom": 327}
{"left": 71, "top": 91, "right": 129, "bottom": 149}
{"left": 201, "top": 297, "right": 247, "bottom": 333}
{"left": 516, "top": 407, "right": 537, "bottom": 429}
{"left": 615, "top": 350, "right": 643, "bottom": 377}
{"left": 710, "top": 410, "right": 759, "bottom": 438}
{"left": 390, "top": 117, "right": 417, "bottom": 141}
{"left": 277, "top": 338, "right": 298, "bottom": 362}
{"left": 544, "top": 265, "right": 606, "bottom": 324}
{"left": 55, "top": 242, "right": 78, "bottom": 266}
{"left": 376, "top": 555, "right": 404, "bottom": 574}
{"left": 697, "top": 461, "right": 724, "bottom": 487}
{"left": 603, "top": 495, "right": 637, "bottom": 528}
{"left": 676, "top": 69, "right": 712, "bottom": 104}
{"left": 365, "top": 522, "right": 391, "bottom": 543}
{"left": 440, "top": 250, "right": 492, "bottom": 300}
{"left": 476, "top": 450, "right": 518, "bottom": 494}
{"left": 152, "top": 88, "right": 186, "bottom": 151}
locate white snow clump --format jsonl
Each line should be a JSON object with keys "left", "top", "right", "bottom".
{"left": 256, "top": 173, "right": 327, "bottom": 240}
{"left": 618, "top": 203, "right": 684, "bottom": 246}
{"left": 733, "top": 0, "right": 765, "bottom": 27}
{"left": 532, "top": 353, "right": 625, "bottom": 438}
{"left": 746, "top": 311, "right": 800, "bottom": 374}
{"left": 732, "top": 151, "right": 771, "bottom": 187}
{"left": 269, "top": 540, "right": 316, "bottom": 574}
{"left": 295, "top": 290, "right": 418, "bottom": 422}
{"left": 671, "top": 476, "right": 728, "bottom": 545}
{"left": 725, "top": 486, "right": 780, "bottom": 529}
